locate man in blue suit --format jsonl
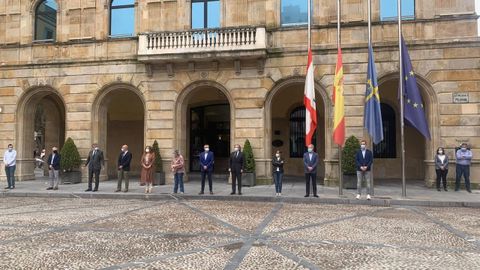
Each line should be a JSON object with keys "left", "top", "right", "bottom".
{"left": 199, "top": 144, "right": 214, "bottom": 195}
{"left": 303, "top": 144, "right": 319, "bottom": 197}
{"left": 46, "top": 147, "right": 61, "bottom": 190}
{"left": 355, "top": 140, "right": 373, "bottom": 200}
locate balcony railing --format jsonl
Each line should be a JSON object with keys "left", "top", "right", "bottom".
{"left": 138, "top": 27, "right": 266, "bottom": 59}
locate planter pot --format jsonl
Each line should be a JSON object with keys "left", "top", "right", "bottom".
{"left": 154, "top": 172, "right": 165, "bottom": 186}
{"left": 343, "top": 174, "right": 357, "bottom": 189}
{"left": 61, "top": 171, "right": 82, "bottom": 184}
{"left": 242, "top": 172, "right": 256, "bottom": 187}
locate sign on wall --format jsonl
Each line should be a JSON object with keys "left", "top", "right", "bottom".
{"left": 452, "top": 93, "right": 469, "bottom": 104}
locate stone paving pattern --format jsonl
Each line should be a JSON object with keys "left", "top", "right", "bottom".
{"left": 0, "top": 197, "right": 479, "bottom": 269}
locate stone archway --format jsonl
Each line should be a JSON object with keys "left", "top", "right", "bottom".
{"left": 174, "top": 81, "right": 234, "bottom": 176}
{"left": 264, "top": 76, "right": 331, "bottom": 181}
{"left": 92, "top": 83, "right": 146, "bottom": 179}
{"left": 377, "top": 72, "right": 439, "bottom": 184}
{"left": 15, "top": 86, "right": 66, "bottom": 181}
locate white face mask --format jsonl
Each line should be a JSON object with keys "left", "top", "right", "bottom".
{"left": 461, "top": 148, "right": 467, "bottom": 151}
{"left": 360, "top": 145, "right": 366, "bottom": 150}
{"left": 234, "top": 148, "right": 239, "bottom": 152}
{"left": 145, "top": 149, "right": 150, "bottom": 153}
{"left": 438, "top": 151, "right": 443, "bottom": 155}
{"left": 94, "top": 147, "right": 99, "bottom": 151}
{"left": 308, "top": 148, "right": 313, "bottom": 153}
{"left": 8, "top": 148, "right": 13, "bottom": 152}
{"left": 275, "top": 154, "right": 280, "bottom": 158}
{"left": 121, "top": 148, "right": 125, "bottom": 152}
{"left": 204, "top": 148, "right": 209, "bottom": 152}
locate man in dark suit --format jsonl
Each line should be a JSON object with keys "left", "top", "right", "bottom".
{"left": 116, "top": 144, "right": 132, "bottom": 192}
{"left": 229, "top": 144, "right": 244, "bottom": 195}
{"left": 46, "top": 147, "right": 61, "bottom": 190}
{"left": 303, "top": 144, "right": 319, "bottom": 197}
{"left": 355, "top": 140, "right": 373, "bottom": 200}
{"left": 199, "top": 144, "right": 214, "bottom": 195}
{"left": 85, "top": 143, "right": 104, "bottom": 192}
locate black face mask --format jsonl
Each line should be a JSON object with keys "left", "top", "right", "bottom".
{"left": 53, "top": 151, "right": 58, "bottom": 154}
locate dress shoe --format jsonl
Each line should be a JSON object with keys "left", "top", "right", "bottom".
{"left": 437, "top": 188, "right": 441, "bottom": 191}
{"left": 230, "top": 192, "right": 235, "bottom": 195}
{"left": 46, "top": 187, "right": 53, "bottom": 190}
{"left": 123, "top": 189, "right": 128, "bottom": 193}
{"left": 4, "top": 186, "right": 11, "bottom": 189}
{"left": 198, "top": 192, "right": 204, "bottom": 195}
{"left": 85, "top": 189, "right": 92, "bottom": 192}
{"left": 444, "top": 188, "right": 448, "bottom": 192}
{"left": 93, "top": 189, "right": 98, "bottom": 192}
{"left": 313, "top": 194, "right": 319, "bottom": 198}
{"left": 304, "top": 194, "right": 309, "bottom": 197}
{"left": 210, "top": 191, "right": 214, "bottom": 195}
{"left": 238, "top": 193, "right": 242, "bottom": 195}
{"left": 467, "top": 190, "right": 472, "bottom": 193}
{"left": 115, "top": 189, "right": 121, "bottom": 192}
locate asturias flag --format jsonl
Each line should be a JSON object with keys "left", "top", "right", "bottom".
{"left": 333, "top": 47, "right": 345, "bottom": 146}
{"left": 400, "top": 37, "right": 431, "bottom": 140}
{"left": 364, "top": 45, "right": 384, "bottom": 144}
{"left": 304, "top": 48, "right": 317, "bottom": 146}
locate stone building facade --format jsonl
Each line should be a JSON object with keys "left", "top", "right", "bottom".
{"left": 0, "top": 0, "right": 478, "bottom": 187}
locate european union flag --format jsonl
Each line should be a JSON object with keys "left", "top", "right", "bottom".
{"left": 401, "top": 37, "right": 431, "bottom": 140}
{"left": 364, "top": 45, "right": 384, "bottom": 144}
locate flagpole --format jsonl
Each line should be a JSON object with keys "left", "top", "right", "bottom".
{"left": 367, "top": 0, "right": 374, "bottom": 196}
{"left": 337, "top": 0, "right": 343, "bottom": 196}
{"left": 308, "top": 0, "right": 311, "bottom": 49}
{"left": 397, "top": 0, "right": 407, "bottom": 197}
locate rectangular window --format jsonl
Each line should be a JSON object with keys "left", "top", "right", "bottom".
{"left": 380, "top": 0, "right": 415, "bottom": 21}
{"left": 281, "top": 0, "right": 308, "bottom": 26}
{"left": 192, "top": 0, "right": 220, "bottom": 29}
{"left": 110, "top": 0, "right": 135, "bottom": 37}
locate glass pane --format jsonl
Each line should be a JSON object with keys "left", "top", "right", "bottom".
{"left": 110, "top": 7, "right": 135, "bottom": 36}
{"left": 112, "top": 0, "right": 135, "bottom": 7}
{"left": 281, "top": 0, "right": 308, "bottom": 26}
{"left": 207, "top": 1, "right": 220, "bottom": 28}
{"left": 192, "top": 2, "right": 205, "bottom": 29}
{"left": 35, "top": 0, "right": 57, "bottom": 40}
{"left": 380, "top": 0, "right": 415, "bottom": 21}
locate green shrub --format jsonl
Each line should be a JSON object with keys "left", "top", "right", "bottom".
{"left": 60, "top": 137, "right": 82, "bottom": 172}
{"left": 243, "top": 139, "right": 255, "bottom": 173}
{"left": 152, "top": 140, "right": 162, "bottom": 172}
{"left": 342, "top": 135, "right": 360, "bottom": 175}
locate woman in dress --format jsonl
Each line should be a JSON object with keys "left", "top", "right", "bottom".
{"left": 171, "top": 150, "right": 185, "bottom": 194}
{"left": 141, "top": 146, "right": 156, "bottom": 193}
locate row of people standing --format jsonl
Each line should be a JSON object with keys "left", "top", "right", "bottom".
{"left": 434, "top": 143, "right": 473, "bottom": 193}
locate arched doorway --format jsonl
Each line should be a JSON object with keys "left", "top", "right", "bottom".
{"left": 375, "top": 75, "right": 436, "bottom": 182}
{"left": 265, "top": 77, "right": 328, "bottom": 181}
{"left": 175, "top": 81, "right": 233, "bottom": 177}
{"left": 93, "top": 85, "right": 145, "bottom": 179}
{"left": 16, "top": 87, "right": 65, "bottom": 180}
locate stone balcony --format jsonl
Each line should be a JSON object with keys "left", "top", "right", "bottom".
{"left": 137, "top": 26, "right": 267, "bottom": 63}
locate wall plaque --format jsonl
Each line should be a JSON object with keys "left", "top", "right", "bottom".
{"left": 453, "top": 93, "right": 469, "bottom": 103}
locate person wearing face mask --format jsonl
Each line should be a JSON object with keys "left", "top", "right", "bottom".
{"left": 3, "top": 144, "right": 17, "bottom": 189}
{"left": 116, "top": 144, "right": 132, "bottom": 192}
{"left": 455, "top": 143, "right": 472, "bottom": 193}
{"left": 303, "top": 144, "right": 319, "bottom": 197}
{"left": 85, "top": 143, "right": 104, "bottom": 192}
{"left": 272, "top": 150, "right": 284, "bottom": 196}
{"left": 434, "top": 147, "right": 449, "bottom": 192}
{"left": 355, "top": 140, "right": 373, "bottom": 200}
{"left": 171, "top": 150, "right": 185, "bottom": 194}
{"left": 199, "top": 144, "right": 214, "bottom": 195}
{"left": 141, "top": 146, "right": 156, "bottom": 193}
{"left": 229, "top": 144, "right": 244, "bottom": 195}
{"left": 46, "top": 147, "right": 61, "bottom": 190}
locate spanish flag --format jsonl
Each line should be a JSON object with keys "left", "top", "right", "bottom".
{"left": 333, "top": 47, "right": 345, "bottom": 146}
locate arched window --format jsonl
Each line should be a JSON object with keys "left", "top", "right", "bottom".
{"left": 110, "top": 0, "right": 135, "bottom": 37}
{"left": 374, "top": 103, "right": 396, "bottom": 158}
{"left": 34, "top": 0, "right": 57, "bottom": 41}
{"left": 289, "top": 106, "right": 316, "bottom": 158}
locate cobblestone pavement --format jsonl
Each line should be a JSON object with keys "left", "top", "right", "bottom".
{"left": 0, "top": 197, "right": 479, "bottom": 269}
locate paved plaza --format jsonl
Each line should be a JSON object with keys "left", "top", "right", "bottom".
{"left": 0, "top": 195, "right": 479, "bottom": 269}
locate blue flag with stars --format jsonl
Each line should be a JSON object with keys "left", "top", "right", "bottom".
{"left": 364, "top": 45, "right": 384, "bottom": 144}
{"left": 400, "top": 37, "right": 431, "bottom": 140}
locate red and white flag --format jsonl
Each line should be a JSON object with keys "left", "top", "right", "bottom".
{"left": 304, "top": 48, "right": 317, "bottom": 146}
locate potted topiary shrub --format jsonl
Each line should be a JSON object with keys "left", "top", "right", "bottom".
{"left": 152, "top": 140, "right": 165, "bottom": 185}
{"left": 60, "top": 137, "right": 82, "bottom": 184}
{"left": 342, "top": 135, "right": 360, "bottom": 189}
{"left": 242, "top": 139, "right": 256, "bottom": 187}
